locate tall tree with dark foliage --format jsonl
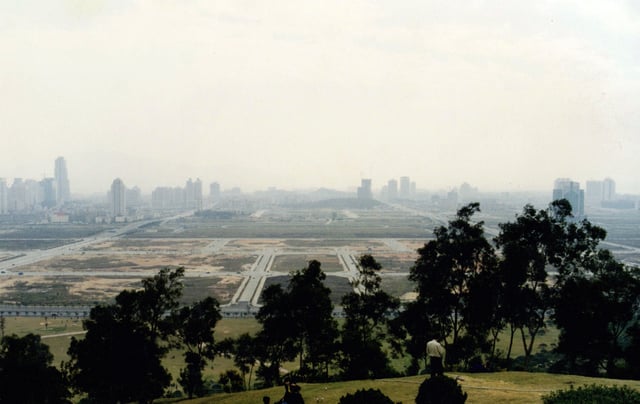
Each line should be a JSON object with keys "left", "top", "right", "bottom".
{"left": 0, "top": 333, "right": 70, "bottom": 404}
{"left": 66, "top": 268, "right": 184, "bottom": 403}
{"left": 410, "top": 203, "right": 497, "bottom": 366}
{"left": 340, "top": 254, "right": 400, "bottom": 379}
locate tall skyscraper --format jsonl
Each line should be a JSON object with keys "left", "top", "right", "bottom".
{"left": 602, "top": 177, "right": 616, "bottom": 201}
{"left": 586, "top": 180, "right": 604, "bottom": 207}
{"left": 24, "top": 179, "right": 40, "bottom": 210}
{"left": 357, "top": 179, "right": 373, "bottom": 200}
{"left": 209, "top": 182, "right": 221, "bottom": 202}
{"left": 552, "top": 178, "right": 584, "bottom": 216}
{"left": 110, "top": 178, "right": 126, "bottom": 217}
{"left": 387, "top": 179, "right": 398, "bottom": 200}
{"left": 40, "top": 178, "right": 57, "bottom": 209}
{"left": 54, "top": 157, "right": 70, "bottom": 204}
{"left": 185, "top": 178, "right": 203, "bottom": 210}
{"left": 126, "top": 186, "right": 141, "bottom": 206}
{"left": 399, "top": 176, "right": 411, "bottom": 199}
{"left": 8, "top": 178, "right": 26, "bottom": 212}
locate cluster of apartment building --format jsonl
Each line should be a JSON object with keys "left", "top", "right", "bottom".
{"left": 3, "top": 157, "right": 636, "bottom": 225}
{"left": 553, "top": 177, "right": 637, "bottom": 216}
{"left": 107, "top": 177, "right": 218, "bottom": 221}
{"left": 0, "top": 157, "right": 70, "bottom": 215}
{"left": 357, "top": 176, "right": 417, "bottom": 201}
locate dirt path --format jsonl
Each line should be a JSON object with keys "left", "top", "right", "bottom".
{"left": 40, "top": 331, "right": 87, "bottom": 339}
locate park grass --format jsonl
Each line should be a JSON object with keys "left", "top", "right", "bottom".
{"left": 7, "top": 316, "right": 630, "bottom": 404}
{"left": 2, "top": 316, "right": 262, "bottom": 380}
{"left": 5, "top": 316, "right": 563, "bottom": 374}
{"left": 174, "top": 372, "right": 640, "bottom": 404}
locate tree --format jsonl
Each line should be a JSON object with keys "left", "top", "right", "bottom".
{"left": 255, "top": 284, "right": 297, "bottom": 387}
{"left": 0, "top": 333, "right": 70, "bottom": 404}
{"left": 623, "top": 321, "right": 640, "bottom": 378}
{"left": 255, "top": 260, "right": 337, "bottom": 383}
{"left": 339, "top": 388, "right": 395, "bottom": 404}
{"left": 179, "top": 352, "right": 207, "bottom": 398}
{"left": 287, "top": 260, "right": 338, "bottom": 380}
{"left": 172, "top": 297, "right": 222, "bottom": 398}
{"left": 495, "top": 201, "right": 607, "bottom": 368}
{"left": 496, "top": 202, "right": 560, "bottom": 366}
{"left": 394, "top": 298, "right": 434, "bottom": 374}
{"left": 219, "top": 333, "right": 259, "bottom": 390}
{"left": 339, "top": 254, "right": 400, "bottom": 379}
{"left": 542, "top": 384, "right": 640, "bottom": 404}
{"left": 140, "top": 266, "right": 185, "bottom": 336}
{"left": 219, "top": 369, "right": 244, "bottom": 393}
{"left": 464, "top": 266, "right": 505, "bottom": 364}
{"left": 553, "top": 250, "right": 640, "bottom": 377}
{"left": 416, "top": 375, "right": 467, "bottom": 404}
{"left": 409, "top": 203, "right": 497, "bottom": 366}
{"left": 67, "top": 268, "right": 184, "bottom": 403}
{"left": 67, "top": 304, "right": 170, "bottom": 404}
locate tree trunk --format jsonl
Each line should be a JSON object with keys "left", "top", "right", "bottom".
{"left": 506, "top": 323, "right": 516, "bottom": 361}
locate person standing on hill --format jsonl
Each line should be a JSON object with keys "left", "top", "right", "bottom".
{"left": 277, "top": 378, "right": 304, "bottom": 404}
{"left": 426, "top": 337, "right": 446, "bottom": 377}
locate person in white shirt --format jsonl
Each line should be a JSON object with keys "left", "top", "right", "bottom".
{"left": 426, "top": 338, "right": 446, "bottom": 377}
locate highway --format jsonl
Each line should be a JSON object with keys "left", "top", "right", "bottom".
{"left": 0, "top": 211, "right": 412, "bottom": 316}
{"left": 0, "top": 212, "right": 198, "bottom": 276}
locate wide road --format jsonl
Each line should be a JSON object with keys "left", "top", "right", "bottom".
{"left": 0, "top": 212, "right": 193, "bottom": 275}
{"left": 233, "top": 248, "right": 276, "bottom": 305}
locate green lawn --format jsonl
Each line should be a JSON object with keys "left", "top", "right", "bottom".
{"left": 174, "top": 372, "right": 640, "bottom": 404}
{"left": 6, "top": 316, "right": 633, "bottom": 404}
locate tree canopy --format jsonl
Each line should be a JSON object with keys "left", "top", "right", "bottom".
{"left": 0, "top": 333, "right": 70, "bottom": 404}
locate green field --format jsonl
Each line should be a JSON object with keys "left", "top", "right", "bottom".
{"left": 178, "top": 372, "right": 640, "bottom": 404}
{"left": 4, "top": 316, "right": 639, "bottom": 404}
{"left": 4, "top": 316, "right": 564, "bottom": 377}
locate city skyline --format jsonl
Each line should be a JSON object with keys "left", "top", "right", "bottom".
{"left": 2, "top": 2, "right": 639, "bottom": 194}
{"left": 0, "top": 157, "right": 635, "bottom": 198}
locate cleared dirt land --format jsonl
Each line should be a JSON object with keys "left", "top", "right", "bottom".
{"left": 0, "top": 236, "right": 418, "bottom": 306}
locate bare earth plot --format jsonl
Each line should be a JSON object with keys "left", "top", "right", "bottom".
{"left": 0, "top": 234, "right": 421, "bottom": 308}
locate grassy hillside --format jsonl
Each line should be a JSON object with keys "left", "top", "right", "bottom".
{"left": 176, "top": 372, "right": 640, "bottom": 404}
{"left": 6, "top": 317, "right": 639, "bottom": 404}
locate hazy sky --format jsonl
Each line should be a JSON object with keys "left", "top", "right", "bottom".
{"left": 1, "top": 1, "right": 639, "bottom": 195}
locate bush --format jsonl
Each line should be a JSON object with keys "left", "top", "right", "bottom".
{"left": 338, "top": 388, "right": 394, "bottom": 404}
{"left": 542, "top": 384, "right": 640, "bottom": 403}
{"left": 416, "top": 376, "right": 467, "bottom": 404}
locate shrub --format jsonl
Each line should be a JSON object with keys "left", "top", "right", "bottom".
{"left": 542, "top": 384, "right": 640, "bottom": 403}
{"left": 339, "top": 388, "right": 395, "bottom": 404}
{"left": 416, "top": 375, "right": 467, "bottom": 404}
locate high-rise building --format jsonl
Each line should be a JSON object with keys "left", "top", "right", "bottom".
{"left": 209, "top": 182, "right": 221, "bottom": 202}
{"left": 387, "top": 179, "right": 398, "bottom": 200}
{"left": 357, "top": 179, "right": 372, "bottom": 200}
{"left": 40, "top": 178, "right": 57, "bottom": 209}
{"left": 552, "top": 178, "right": 584, "bottom": 216}
{"left": 54, "top": 157, "right": 70, "bottom": 204}
{"left": 126, "top": 186, "right": 141, "bottom": 206}
{"left": 585, "top": 178, "right": 616, "bottom": 209}
{"left": 602, "top": 178, "right": 616, "bottom": 201}
{"left": 152, "top": 186, "right": 184, "bottom": 209}
{"left": 110, "top": 178, "right": 126, "bottom": 217}
{"left": 24, "top": 179, "right": 40, "bottom": 210}
{"left": 8, "top": 178, "right": 26, "bottom": 212}
{"left": 0, "top": 179, "right": 7, "bottom": 214}
{"left": 399, "top": 176, "right": 411, "bottom": 199}
{"left": 585, "top": 180, "right": 604, "bottom": 207}
{"left": 185, "top": 178, "right": 203, "bottom": 210}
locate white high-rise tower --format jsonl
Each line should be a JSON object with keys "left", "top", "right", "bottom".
{"left": 110, "top": 178, "right": 126, "bottom": 217}
{"left": 54, "top": 156, "right": 70, "bottom": 204}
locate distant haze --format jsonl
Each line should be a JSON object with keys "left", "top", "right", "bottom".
{"left": 1, "top": 1, "right": 639, "bottom": 195}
